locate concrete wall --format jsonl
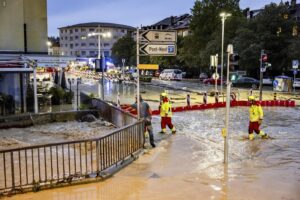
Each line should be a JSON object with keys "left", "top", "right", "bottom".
{"left": 0, "top": 0, "right": 48, "bottom": 53}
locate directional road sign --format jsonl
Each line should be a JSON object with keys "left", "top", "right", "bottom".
{"left": 140, "top": 44, "right": 176, "bottom": 56}
{"left": 140, "top": 30, "right": 177, "bottom": 43}
{"left": 292, "top": 60, "right": 299, "bottom": 69}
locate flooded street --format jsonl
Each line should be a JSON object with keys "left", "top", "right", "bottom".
{"left": 6, "top": 107, "right": 300, "bottom": 200}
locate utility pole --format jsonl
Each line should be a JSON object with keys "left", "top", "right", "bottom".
{"left": 136, "top": 27, "right": 140, "bottom": 119}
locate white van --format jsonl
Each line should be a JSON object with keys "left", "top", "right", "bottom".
{"left": 159, "top": 69, "right": 183, "bottom": 81}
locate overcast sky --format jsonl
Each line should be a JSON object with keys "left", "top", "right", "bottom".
{"left": 47, "top": 0, "right": 283, "bottom": 36}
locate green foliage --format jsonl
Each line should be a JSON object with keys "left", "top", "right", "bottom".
{"left": 183, "top": 0, "right": 243, "bottom": 72}
{"left": 48, "top": 86, "right": 65, "bottom": 105}
{"left": 111, "top": 34, "right": 136, "bottom": 66}
{"left": 233, "top": 3, "right": 297, "bottom": 77}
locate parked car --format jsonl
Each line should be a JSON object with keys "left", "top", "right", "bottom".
{"left": 159, "top": 69, "right": 183, "bottom": 81}
{"left": 199, "top": 73, "right": 208, "bottom": 81}
{"left": 263, "top": 77, "right": 273, "bottom": 85}
{"left": 232, "top": 77, "right": 260, "bottom": 89}
{"left": 203, "top": 78, "right": 223, "bottom": 85}
{"left": 293, "top": 78, "right": 300, "bottom": 88}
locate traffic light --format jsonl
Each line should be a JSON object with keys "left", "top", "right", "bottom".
{"left": 229, "top": 53, "right": 240, "bottom": 71}
{"left": 95, "top": 58, "right": 103, "bottom": 72}
{"left": 261, "top": 54, "right": 268, "bottom": 63}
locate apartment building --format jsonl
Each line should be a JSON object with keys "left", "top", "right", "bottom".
{"left": 58, "top": 22, "right": 135, "bottom": 57}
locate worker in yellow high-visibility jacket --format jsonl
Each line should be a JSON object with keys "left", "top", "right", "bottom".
{"left": 159, "top": 93, "right": 176, "bottom": 134}
{"left": 248, "top": 96, "right": 268, "bottom": 140}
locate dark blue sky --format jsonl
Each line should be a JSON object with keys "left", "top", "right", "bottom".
{"left": 48, "top": 0, "right": 282, "bottom": 36}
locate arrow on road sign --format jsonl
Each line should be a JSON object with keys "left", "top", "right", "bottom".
{"left": 140, "top": 30, "right": 177, "bottom": 43}
{"left": 140, "top": 44, "right": 177, "bottom": 56}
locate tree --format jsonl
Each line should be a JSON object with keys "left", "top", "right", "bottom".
{"left": 111, "top": 34, "right": 136, "bottom": 66}
{"left": 233, "top": 3, "right": 295, "bottom": 77}
{"left": 183, "top": 0, "right": 243, "bottom": 72}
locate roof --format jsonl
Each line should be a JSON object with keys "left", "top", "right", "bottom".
{"left": 59, "top": 22, "right": 135, "bottom": 30}
{"left": 152, "top": 14, "right": 191, "bottom": 29}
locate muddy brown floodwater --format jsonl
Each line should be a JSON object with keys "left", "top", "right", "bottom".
{"left": 4, "top": 107, "right": 300, "bottom": 200}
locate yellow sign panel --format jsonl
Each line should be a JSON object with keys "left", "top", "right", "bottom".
{"left": 137, "top": 64, "right": 159, "bottom": 70}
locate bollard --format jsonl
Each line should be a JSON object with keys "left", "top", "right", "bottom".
{"left": 249, "top": 89, "right": 253, "bottom": 96}
{"left": 187, "top": 93, "right": 191, "bottom": 107}
{"left": 215, "top": 91, "right": 219, "bottom": 103}
{"left": 274, "top": 92, "right": 277, "bottom": 101}
{"left": 203, "top": 91, "right": 207, "bottom": 105}
{"left": 117, "top": 92, "right": 121, "bottom": 108}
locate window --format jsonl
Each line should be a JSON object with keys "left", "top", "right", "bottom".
{"left": 89, "top": 43, "right": 95, "bottom": 46}
{"left": 81, "top": 51, "right": 86, "bottom": 56}
{"left": 103, "top": 43, "right": 110, "bottom": 47}
{"left": 65, "top": 30, "right": 67, "bottom": 33}
{"left": 75, "top": 28, "right": 78, "bottom": 32}
{"left": 60, "top": 30, "right": 64, "bottom": 34}
{"left": 89, "top": 51, "right": 95, "bottom": 56}
{"left": 70, "top": 44, "right": 73, "bottom": 49}
{"left": 75, "top": 36, "right": 79, "bottom": 39}
{"left": 81, "top": 43, "right": 86, "bottom": 47}
{"left": 121, "top": 29, "right": 125, "bottom": 33}
{"left": 89, "top": 28, "right": 95, "bottom": 32}
{"left": 70, "top": 29, "right": 73, "bottom": 34}
{"left": 65, "top": 44, "right": 68, "bottom": 47}
{"left": 65, "top": 36, "right": 68, "bottom": 40}
{"left": 75, "top": 43, "right": 79, "bottom": 47}
{"left": 81, "top": 28, "right": 86, "bottom": 32}
{"left": 70, "top": 36, "right": 73, "bottom": 41}
{"left": 61, "top": 37, "right": 63, "bottom": 41}
{"left": 104, "top": 51, "right": 110, "bottom": 57}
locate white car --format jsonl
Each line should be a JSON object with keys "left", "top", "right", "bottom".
{"left": 293, "top": 78, "right": 300, "bottom": 88}
{"left": 159, "top": 69, "right": 183, "bottom": 81}
{"left": 263, "top": 77, "right": 273, "bottom": 85}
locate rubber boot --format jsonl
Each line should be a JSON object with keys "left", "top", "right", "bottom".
{"left": 259, "top": 131, "right": 268, "bottom": 139}
{"left": 159, "top": 129, "right": 166, "bottom": 134}
{"left": 249, "top": 133, "right": 255, "bottom": 141}
{"left": 171, "top": 127, "right": 176, "bottom": 134}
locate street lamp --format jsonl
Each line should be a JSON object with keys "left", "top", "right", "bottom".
{"left": 76, "top": 77, "right": 81, "bottom": 110}
{"left": 87, "top": 28, "right": 111, "bottom": 101}
{"left": 220, "top": 12, "right": 231, "bottom": 99}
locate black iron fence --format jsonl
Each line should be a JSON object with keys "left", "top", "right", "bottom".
{"left": 0, "top": 120, "right": 144, "bottom": 195}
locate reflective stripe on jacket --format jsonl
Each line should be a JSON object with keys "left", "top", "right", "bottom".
{"left": 249, "top": 103, "right": 263, "bottom": 122}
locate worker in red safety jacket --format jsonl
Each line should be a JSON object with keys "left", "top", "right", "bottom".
{"left": 248, "top": 96, "right": 268, "bottom": 140}
{"left": 159, "top": 93, "right": 176, "bottom": 134}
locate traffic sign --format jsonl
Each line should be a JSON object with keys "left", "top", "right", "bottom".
{"left": 212, "top": 73, "right": 219, "bottom": 80}
{"left": 140, "top": 30, "right": 177, "bottom": 43}
{"left": 293, "top": 69, "right": 298, "bottom": 75}
{"left": 292, "top": 60, "right": 299, "bottom": 69}
{"left": 138, "top": 64, "right": 159, "bottom": 70}
{"left": 140, "top": 44, "right": 177, "bottom": 56}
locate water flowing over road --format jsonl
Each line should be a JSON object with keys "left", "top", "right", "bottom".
{"left": 7, "top": 107, "right": 300, "bottom": 200}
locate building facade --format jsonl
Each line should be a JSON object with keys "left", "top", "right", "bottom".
{"left": 142, "top": 14, "right": 192, "bottom": 37}
{"left": 0, "top": 0, "right": 48, "bottom": 54}
{"left": 58, "top": 22, "right": 135, "bottom": 57}
{"left": 0, "top": 0, "right": 48, "bottom": 115}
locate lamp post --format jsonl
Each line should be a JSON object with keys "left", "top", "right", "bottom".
{"left": 220, "top": 12, "right": 231, "bottom": 100}
{"left": 76, "top": 77, "right": 81, "bottom": 110}
{"left": 88, "top": 28, "right": 111, "bottom": 101}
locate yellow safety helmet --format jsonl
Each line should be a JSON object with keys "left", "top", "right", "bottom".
{"left": 248, "top": 96, "right": 255, "bottom": 101}
{"left": 161, "top": 92, "right": 167, "bottom": 97}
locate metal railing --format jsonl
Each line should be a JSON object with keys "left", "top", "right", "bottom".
{"left": 0, "top": 120, "right": 145, "bottom": 195}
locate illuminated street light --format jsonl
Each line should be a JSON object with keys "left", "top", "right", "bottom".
{"left": 87, "top": 27, "right": 111, "bottom": 100}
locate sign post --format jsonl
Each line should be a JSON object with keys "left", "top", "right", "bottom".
{"left": 122, "top": 58, "right": 125, "bottom": 76}
{"left": 137, "top": 30, "right": 177, "bottom": 120}
{"left": 292, "top": 60, "right": 298, "bottom": 93}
